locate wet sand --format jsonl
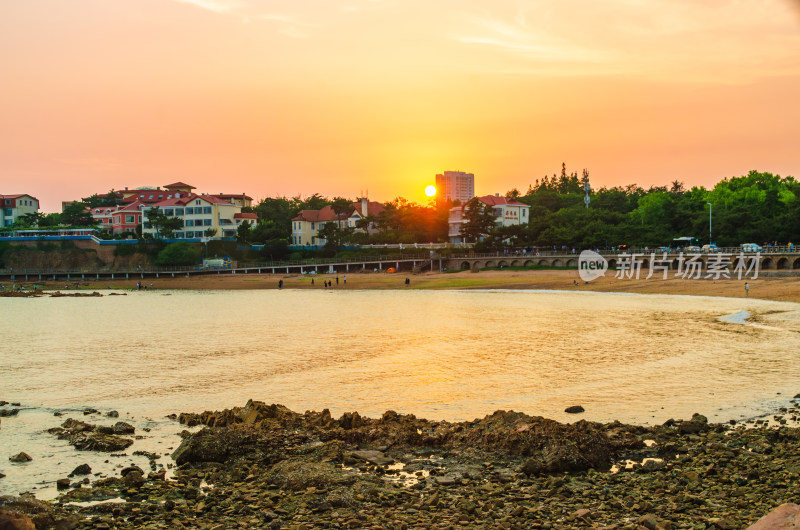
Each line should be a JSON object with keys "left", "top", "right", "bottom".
{"left": 35, "top": 269, "right": 800, "bottom": 303}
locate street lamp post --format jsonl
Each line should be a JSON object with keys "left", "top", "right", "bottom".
{"left": 706, "top": 202, "right": 712, "bottom": 244}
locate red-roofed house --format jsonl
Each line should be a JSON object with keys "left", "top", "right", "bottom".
{"left": 233, "top": 212, "right": 258, "bottom": 227}
{"left": 163, "top": 182, "right": 196, "bottom": 194}
{"left": 141, "top": 193, "right": 242, "bottom": 239}
{"left": 448, "top": 194, "right": 530, "bottom": 244}
{"left": 1, "top": 194, "right": 40, "bottom": 227}
{"left": 111, "top": 202, "right": 147, "bottom": 235}
{"left": 290, "top": 198, "right": 385, "bottom": 246}
{"left": 214, "top": 193, "right": 253, "bottom": 208}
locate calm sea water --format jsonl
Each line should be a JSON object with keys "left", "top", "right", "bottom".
{"left": 1, "top": 289, "right": 799, "bottom": 497}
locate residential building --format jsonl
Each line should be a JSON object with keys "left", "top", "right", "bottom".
{"left": 110, "top": 202, "right": 146, "bottom": 236}
{"left": 234, "top": 212, "right": 259, "bottom": 227}
{"left": 435, "top": 171, "right": 475, "bottom": 204}
{"left": 90, "top": 206, "right": 116, "bottom": 231}
{"left": 86, "top": 182, "right": 255, "bottom": 239}
{"left": 448, "top": 194, "right": 530, "bottom": 244}
{"left": 214, "top": 193, "right": 253, "bottom": 208}
{"left": 141, "top": 193, "right": 242, "bottom": 239}
{"left": 291, "top": 198, "right": 384, "bottom": 247}
{"left": 1, "top": 194, "right": 40, "bottom": 227}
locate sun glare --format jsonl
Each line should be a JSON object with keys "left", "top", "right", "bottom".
{"left": 424, "top": 185, "right": 436, "bottom": 197}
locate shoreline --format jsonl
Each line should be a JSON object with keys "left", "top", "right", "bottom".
{"left": 6, "top": 269, "right": 800, "bottom": 303}
{"left": 2, "top": 398, "right": 799, "bottom": 529}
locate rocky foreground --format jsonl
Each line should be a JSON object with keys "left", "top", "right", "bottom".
{"left": 2, "top": 399, "right": 800, "bottom": 529}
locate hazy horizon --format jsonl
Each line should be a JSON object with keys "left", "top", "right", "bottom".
{"left": 2, "top": 0, "right": 799, "bottom": 212}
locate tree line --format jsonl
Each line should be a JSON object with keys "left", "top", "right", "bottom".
{"left": 7, "top": 168, "right": 799, "bottom": 254}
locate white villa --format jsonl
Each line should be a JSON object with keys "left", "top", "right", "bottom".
{"left": 291, "top": 198, "right": 384, "bottom": 247}
{"left": 1, "top": 194, "right": 39, "bottom": 227}
{"left": 448, "top": 194, "right": 530, "bottom": 244}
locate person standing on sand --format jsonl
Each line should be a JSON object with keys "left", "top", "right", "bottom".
{"left": 745, "top": 282, "right": 750, "bottom": 297}
{"left": 311, "top": 278, "right": 314, "bottom": 286}
{"left": 343, "top": 275, "right": 347, "bottom": 286}
{"left": 335, "top": 276, "right": 339, "bottom": 286}
{"left": 278, "top": 279, "right": 283, "bottom": 289}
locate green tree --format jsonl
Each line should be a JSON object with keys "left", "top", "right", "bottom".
{"left": 330, "top": 197, "right": 352, "bottom": 229}
{"left": 82, "top": 191, "right": 119, "bottom": 208}
{"left": 17, "top": 212, "right": 46, "bottom": 227}
{"left": 319, "top": 221, "right": 353, "bottom": 252}
{"left": 460, "top": 198, "right": 496, "bottom": 243}
{"left": 61, "top": 202, "right": 97, "bottom": 227}
{"left": 155, "top": 242, "right": 201, "bottom": 266}
{"left": 236, "top": 220, "right": 252, "bottom": 243}
{"left": 145, "top": 208, "right": 183, "bottom": 238}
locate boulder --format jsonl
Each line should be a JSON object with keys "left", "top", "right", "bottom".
{"left": 338, "top": 412, "right": 363, "bottom": 430}
{"left": 0, "top": 409, "right": 20, "bottom": 418}
{"left": 56, "top": 478, "right": 70, "bottom": 490}
{"left": 122, "top": 470, "right": 144, "bottom": 489}
{"left": 69, "top": 464, "right": 91, "bottom": 476}
{"left": 565, "top": 405, "right": 585, "bottom": 414}
{"left": 60, "top": 419, "right": 94, "bottom": 432}
{"left": 747, "top": 503, "right": 800, "bottom": 529}
{"left": 120, "top": 465, "right": 144, "bottom": 478}
{"left": 8, "top": 453, "right": 31, "bottom": 463}
{"left": 112, "top": 422, "right": 135, "bottom": 435}
{"left": 0, "top": 509, "right": 35, "bottom": 530}
{"left": 69, "top": 433, "right": 132, "bottom": 452}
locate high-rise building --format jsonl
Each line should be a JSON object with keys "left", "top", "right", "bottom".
{"left": 435, "top": 171, "right": 475, "bottom": 204}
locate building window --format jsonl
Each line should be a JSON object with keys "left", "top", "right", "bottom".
{"left": 195, "top": 200, "right": 201, "bottom": 205}
{"left": 175, "top": 208, "right": 184, "bottom": 216}
{"left": 311, "top": 222, "right": 315, "bottom": 230}
{"left": 203, "top": 206, "right": 212, "bottom": 214}
{"left": 204, "top": 219, "right": 212, "bottom": 226}
{"left": 125, "top": 215, "right": 134, "bottom": 223}
{"left": 311, "top": 236, "right": 316, "bottom": 245}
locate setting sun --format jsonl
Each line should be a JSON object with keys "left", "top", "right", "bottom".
{"left": 424, "top": 185, "right": 437, "bottom": 197}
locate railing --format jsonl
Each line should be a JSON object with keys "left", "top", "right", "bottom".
{"left": 3, "top": 247, "right": 798, "bottom": 278}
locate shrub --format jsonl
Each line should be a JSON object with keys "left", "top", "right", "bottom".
{"left": 155, "top": 242, "right": 201, "bottom": 266}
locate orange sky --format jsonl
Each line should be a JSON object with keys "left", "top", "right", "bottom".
{"left": 2, "top": 0, "right": 799, "bottom": 211}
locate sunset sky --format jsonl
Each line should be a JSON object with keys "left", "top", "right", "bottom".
{"left": 2, "top": 0, "right": 799, "bottom": 211}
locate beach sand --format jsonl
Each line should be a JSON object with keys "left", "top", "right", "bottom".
{"left": 41, "top": 268, "right": 800, "bottom": 303}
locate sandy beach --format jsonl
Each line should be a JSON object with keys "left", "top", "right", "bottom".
{"left": 32, "top": 268, "right": 800, "bottom": 303}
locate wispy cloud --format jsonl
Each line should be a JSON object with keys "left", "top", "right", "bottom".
{"left": 448, "top": 0, "right": 800, "bottom": 82}
{"left": 173, "top": 0, "right": 242, "bottom": 14}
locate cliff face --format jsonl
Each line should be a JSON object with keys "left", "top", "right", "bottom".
{"left": 1, "top": 244, "right": 153, "bottom": 270}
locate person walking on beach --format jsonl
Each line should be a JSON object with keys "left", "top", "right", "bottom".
{"left": 311, "top": 278, "right": 314, "bottom": 286}
{"left": 278, "top": 279, "right": 283, "bottom": 289}
{"left": 335, "top": 276, "right": 339, "bottom": 286}
{"left": 745, "top": 282, "right": 749, "bottom": 297}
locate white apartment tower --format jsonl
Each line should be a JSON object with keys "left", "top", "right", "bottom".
{"left": 435, "top": 171, "right": 475, "bottom": 204}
